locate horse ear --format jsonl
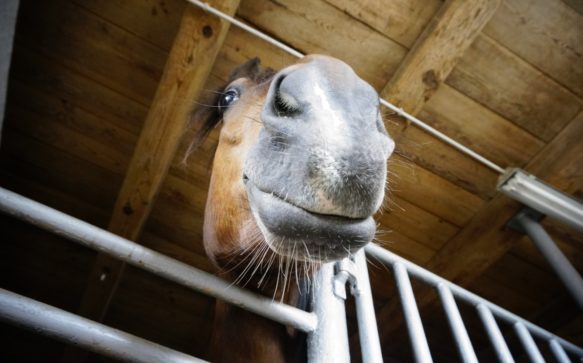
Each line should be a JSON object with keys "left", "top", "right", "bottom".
{"left": 228, "top": 57, "right": 262, "bottom": 82}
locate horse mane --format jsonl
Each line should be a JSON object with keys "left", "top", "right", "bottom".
{"left": 185, "top": 58, "right": 276, "bottom": 157}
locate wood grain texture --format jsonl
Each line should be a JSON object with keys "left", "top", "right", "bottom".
{"left": 16, "top": 0, "right": 166, "bottom": 106}
{"left": 381, "top": 0, "right": 502, "bottom": 115}
{"left": 69, "top": 1, "right": 240, "bottom": 338}
{"left": 484, "top": 0, "right": 583, "bottom": 97}
{"left": 388, "top": 154, "right": 484, "bottom": 226}
{"left": 419, "top": 84, "right": 545, "bottom": 168}
{"left": 447, "top": 34, "right": 582, "bottom": 142}
{"left": 323, "top": 0, "right": 441, "bottom": 47}
{"left": 377, "top": 111, "right": 583, "bottom": 345}
{"left": 238, "top": 0, "right": 407, "bottom": 90}
{"left": 72, "top": 0, "right": 187, "bottom": 51}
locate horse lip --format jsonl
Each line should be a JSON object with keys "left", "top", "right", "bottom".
{"left": 246, "top": 179, "right": 366, "bottom": 222}
{"left": 245, "top": 180, "right": 376, "bottom": 260}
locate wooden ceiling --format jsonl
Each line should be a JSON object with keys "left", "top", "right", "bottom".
{"left": 0, "top": 0, "right": 581, "bottom": 362}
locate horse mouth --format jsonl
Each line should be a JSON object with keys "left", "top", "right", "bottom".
{"left": 244, "top": 177, "right": 376, "bottom": 262}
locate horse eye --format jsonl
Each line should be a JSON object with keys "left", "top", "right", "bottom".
{"left": 218, "top": 89, "right": 239, "bottom": 114}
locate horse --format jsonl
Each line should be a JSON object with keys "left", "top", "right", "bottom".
{"left": 188, "top": 55, "right": 394, "bottom": 362}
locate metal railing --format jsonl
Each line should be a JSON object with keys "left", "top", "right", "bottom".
{"left": 1, "top": 186, "right": 582, "bottom": 362}
{"left": 366, "top": 243, "right": 583, "bottom": 362}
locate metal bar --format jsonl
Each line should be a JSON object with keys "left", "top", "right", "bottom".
{"left": 436, "top": 283, "right": 478, "bottom": 363}
{"left": 476, "top": 304, "right": 515, "bottom": 363}
{"left": 514, "top": 322, "right": 545, "bottom": 363}
{"left": 0, "top": 187, "right": 317, "bottom": 333}
{"left": 353, "top": 250, "right": 383, "bottom": 363}
{"left": 307, "top": 262, "right": 350, "bottom": 363}
{"left": 499, "top": 169, "right": 583, "bottom": 232}
{"left": 186, "top": 0, "right": 506, "bottom": 175}
{"left": 186, "top": 0, "right": 304, "bottom": 58}
{"left": 0, "top": 288, "right": 205, "bottom": 363}
{"left": 393, "top": 261, "right": 433, "bottom": 363}
{"left": 549, "top": 339, "right": 572, "bottom": 363}
{"left": 513, "top": 211, "right": 583, "bottom": 310}
{"left": 365, "top": 244, "right": 583, "bottom": 358}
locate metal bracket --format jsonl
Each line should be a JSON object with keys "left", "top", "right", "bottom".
{"left": 333, "top": 257, "right": 360, "bottom": 299}
{"left": 506, "top": 207, "right": 544, "bottom": 233}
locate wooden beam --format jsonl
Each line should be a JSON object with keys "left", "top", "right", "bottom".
{"left": 381, "top": 0, "right": 501, "bottom": 115}
{"left": 61, "top": 1, "right": 239, "bottom": 357}
{"left": 377, "top": 111, "right": 583, "bottom": 346}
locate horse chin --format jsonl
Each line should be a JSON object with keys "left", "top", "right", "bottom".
{"left": 245, "top": 179, "right": 376, "bottom": 262}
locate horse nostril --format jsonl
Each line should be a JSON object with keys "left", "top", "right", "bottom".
{"left": 272, "top": 74, "right": 300, "bottom": 117}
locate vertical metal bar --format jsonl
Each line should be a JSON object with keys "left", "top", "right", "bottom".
{"left": 353, "top": 249, "right": 383, "bottom": 363}
{"left": 514, "top": 322, "right": 545, "bottom": 363}
{"left": 436, "top": 283, "right": 479, "bottom": 363}
{"left": 307, "top": 262, "right": 350, "bottom": 363}
{"left": 549, "top": 340, "right": 571, "bottom": 363}
{"left": 476, "top": 304, "right": 515, "bottom": 363}
{"left": 366, "top": 244, "right": 583, "bottom": 358}
{"left": 514, "top": 212, "right": 583, "bottom": 309}
{"left": 0, "top": 288, "right": 205, "bottom": 363}
{"left": 393, "top": 261, "right": 433, "bottom": 363}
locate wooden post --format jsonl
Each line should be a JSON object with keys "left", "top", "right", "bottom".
{"left": 62, "top": 1, "right": 239, "bottom": 361}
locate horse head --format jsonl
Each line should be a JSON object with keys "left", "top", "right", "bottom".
{"left": 192, "top": 55, "right": 394, "bottom": 287}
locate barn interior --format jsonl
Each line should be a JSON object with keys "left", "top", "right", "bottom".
{"left": 0, "top": 0, "right": 582, "bottom": 362}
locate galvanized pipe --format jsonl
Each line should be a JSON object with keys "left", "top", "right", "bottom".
{"left": 307, "top": 262, "right": 350, "bottom": 363}
{"left": 499, "top": 169, "right": 583, "bottom": 232}
{"left": 393, "top": 261, "right": 433, "bottom": 363}
{"left": 353, "top": 249, "right": 383, "bottom": 363}
{"left": 514, "top": 322, "right": 545, "bottom": 363}
{"left": 549, "top": 339, "right": 571, "bottom": 363}
{"left": 0, "top": 187, "right": 317, "bottom": 333}
{"left": 0, "top": 288, "right": 205, "bottom": 363}
{"left": 476, "top": 304, "right": 515, "bottom": 363}
{"left": 513, "top": 211, "right": 583, "bottom": 310}
{"left": 365, "top": 244, "right": 583, "bottom": 358}
{"left": 436, "top": 283, "right": 478, "bottom": 363}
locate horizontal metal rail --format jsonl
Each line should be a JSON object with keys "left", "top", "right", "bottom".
{"left": 0, "top": 288, "right": 206, "bottom": 363}
{"left": 365, "top": 243, "right": 583, "bottom": 358}
{"left": 186, "top": 0, "right": 506, "bottom": 175}
{"left": 0, "top": 187, "right": 317, "bottom": 333}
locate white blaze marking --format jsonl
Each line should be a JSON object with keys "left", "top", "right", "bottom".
{"left": 313, "top": 83, "right": 349, "bottom": 148}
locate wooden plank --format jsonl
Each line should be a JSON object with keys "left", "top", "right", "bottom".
{"left": 16, "top": 0, "right": 167, "bottom": 106}
{"left": 419, "top": 84, "right": 545, "bottom": 167}
{"left": 381, "top": 0, "right": 502, "bottom": 115}
{"left": 10, "top": 44, "right": 147, "bottom": 135}
{"left": 104, "top": 265, "right": 215, "bottom": 358}
{"left": 9, "top": 80, "right": 137, "bottom": 157}
{"left": 6, "top": 104, "right": 130, "bottom": 175}
{"left": 237, "top": 0, "right": 407, "bottom": 90}
{"left": 425, "top": 110, "right": 583, "bottom": 285}
{"left": 378, "top": 196, "right": 459, "bottom": 250}
{"left": 1, "top": 131, "right": 122, "bottom": 212}
{"left": 323, "top": 0, "right": 441, "bottom": 47}
{"left": 71, "top": 0, "right": 187, "bottom": 51}
{"left": 388, "top": 154, "right": 484, "bottom": 226}
{"left": 387, "top": 120, "right": 499, "bottom": 199}
{"left": 72, "top": 0, "right": 240, "bottom": 326}
{"left": 376, "top": 110, "right": 583, "bottom": 345}
{"left": 510, "top": 234, "right": 583, "bottom": 276}
{"left": 484, "top": 253, "right": 564, "bottom": 304}
{"left": 483, "top": 0, "right": 583, "bottom": 97}
{"left": 447, "top": 34, "right": 582, "bottom": 141}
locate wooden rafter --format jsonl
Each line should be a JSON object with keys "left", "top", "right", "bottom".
{"left": 61, "top": 2, "right": 240, "bottom": 361}
{"left": 377, "top": 112, "right": 583, "bottom": 347}
{"left": 381, "top": 0, "right": 501, "bottom": 115}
